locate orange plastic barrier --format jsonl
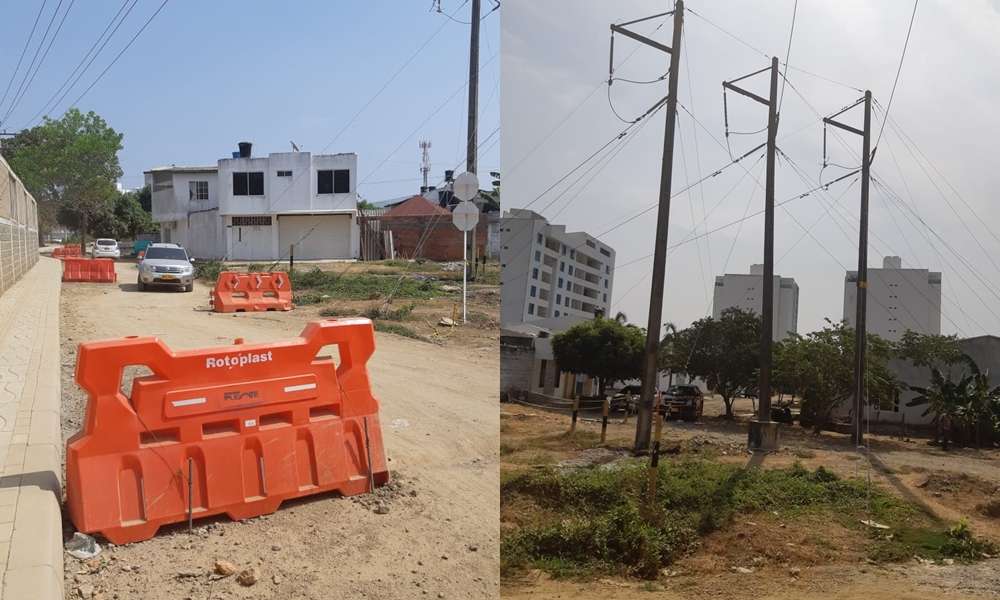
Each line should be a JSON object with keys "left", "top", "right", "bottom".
{"left": 53, "top": 245, "right": 83, "bottom": 258}
{"left": 66, "top": 318, "right": 389, "bottom": 544}
{"left": 210, "top": 271, "right": 293, "bottom": 313}
{"left": 62, "top": 258, "right": 117, "bottom": 283}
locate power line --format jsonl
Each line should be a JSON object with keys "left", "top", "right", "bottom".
{"left": 873, "top": 0, "right": 918, "bottom": 149}
{"left": 66, "top": 0, "right": 173, "bottom": 110}
{"left": 0, "top": 0, "right": 48, "bottom": 122}
{"left": 2, "top": 0, "right": 68, "bottom": 126}
{"left": 359, "top": 50, "right": 497, "bottom": 185}
{"left": 506, "top": 12, "right": 672, "bottom": 178}
{"left": 777, "top": 0, "right": 797, "bottom": 112}
{"left": 27, "top": 0, "right": 139, "bottom": 127}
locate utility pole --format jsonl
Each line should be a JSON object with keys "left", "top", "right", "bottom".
{"left": 465, "top": 0, "right": 481, "bottom": 281}
{"left": 615, "top": 1, "right": 683, "bottom": 453}
{"left": 823, "top": 90, "right": 872, "bottom": 446}
{"left": 723, "top": 57, "right": 781, "bottom": 451}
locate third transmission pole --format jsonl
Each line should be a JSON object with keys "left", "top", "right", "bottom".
{"left": 723, "top": 56, "right": 780, "bottom": 451}
{"left": 823, "top": 91, "right": 872, "bottom": 446}
{"left": 609, "top": 1, "right": 683, "bottom": 453}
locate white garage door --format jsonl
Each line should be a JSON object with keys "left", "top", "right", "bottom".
{"left": 230, "top": 216, "right": 273, "bottom": 260}
{"left": 278, "top": 214, "right": 352, "bottom": 260}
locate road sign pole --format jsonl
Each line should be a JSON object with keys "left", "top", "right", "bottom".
{"left": 462, "top": 230, "right": 468, "bottom": 323}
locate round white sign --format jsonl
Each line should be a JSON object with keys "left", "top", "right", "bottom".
{"left": 453, "top": 172, "right": 480, "bottom": 202}
{"left": 452, "top": 200, "right": 480, "bottom": 232}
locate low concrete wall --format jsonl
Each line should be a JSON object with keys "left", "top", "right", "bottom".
{"left": 0, "top": 155, "right": 40, "bottom": 295}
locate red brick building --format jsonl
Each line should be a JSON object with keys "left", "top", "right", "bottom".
{"left": 380, "top": 195, "right": 487, "bottom": 261}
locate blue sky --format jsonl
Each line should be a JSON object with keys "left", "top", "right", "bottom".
{"left": 0, "top": 1, "right": 499, "bottom": 202}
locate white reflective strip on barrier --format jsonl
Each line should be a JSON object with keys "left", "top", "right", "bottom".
{"left": 171, "top": 397, "right": 207, "bottom": 407}
{"left": 283, "top": 383, "right": 317, "bottom": 393}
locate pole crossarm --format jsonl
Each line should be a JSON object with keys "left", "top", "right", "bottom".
{"left": 610, "top": 24, "right": 673, "bottom": 54}
{"left": 823, "top": 117, "right": 864, "bottom": 137}
{"left": 616, "top": 10, "right": 675, "bottom": 29}
{"left": 723, "top": 81, "right": 769, "bottom": 107}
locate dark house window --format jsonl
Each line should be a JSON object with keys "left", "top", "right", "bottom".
{"left": 318, "top": 169, "right": 351, "bottom": 194}
{"left": 233, "top": 172, "right": 264, "bottom": 196}
{"left": 277, "top": 170, "right": 292, "bottom": 177}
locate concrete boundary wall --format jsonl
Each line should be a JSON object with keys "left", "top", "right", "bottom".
{"left": 0, "top": 155, "right": 40, "bottom": 295}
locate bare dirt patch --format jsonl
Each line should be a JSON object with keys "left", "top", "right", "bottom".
{"left": 60, "top": 261, "right": 498, "bottom": 599}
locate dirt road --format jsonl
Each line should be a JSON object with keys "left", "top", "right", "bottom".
{"left": 60, "top": 261, "right": 499, "bottom": 599}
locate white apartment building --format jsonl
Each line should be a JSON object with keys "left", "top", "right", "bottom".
{"left": 146, "top": 143, "right": 360, "bottom": 260}
{"left": 712, "top": 264, "right": 799, "bottom": 340}
{"left": 500, "top": 209, "right": 615, "bottom": 325}
{"left": 843, "top": 256, "right": 941, "bottom": 342}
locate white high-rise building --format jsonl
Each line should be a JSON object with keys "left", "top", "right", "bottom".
{"left": 500, "top": 209, "right": 615, "bottom": 326}
{"left": 712, "top": 264, "right": 799, "bottom": 340}
{"left": 843, "top": 256, "right": 941, "bottom": 341}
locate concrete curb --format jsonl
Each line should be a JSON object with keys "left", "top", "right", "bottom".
{"left": 0, "top": 258, "right": 63, "bottom": 600}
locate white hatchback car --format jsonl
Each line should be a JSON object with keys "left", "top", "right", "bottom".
{"left": 92, "top": 238, "right": 121, "bottom": 259}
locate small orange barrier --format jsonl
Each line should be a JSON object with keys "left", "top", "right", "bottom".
{"left": 53, "top": 245, "right": 83, "bottom": 258}
{"left": 65, "top": 318, "right": 389, "bottom": 544}
{"left": 62, "top": 258, "right": 117, "bottom": 283}
{"left": 210, "top": 271, "right": 293, "bottom": 313}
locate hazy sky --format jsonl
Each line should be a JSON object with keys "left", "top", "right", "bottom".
{"left": 502, "top": 0, "right": 1000, "bottom": 337}
{"left": 0, "top": 1, "right": 499, "bottom": 203}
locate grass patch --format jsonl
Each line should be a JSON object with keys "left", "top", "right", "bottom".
{"left": 374, "top": 321, "right": 424, "bottom": 341}
{"left": 869, "top": 519, "right": 997, "bottom": 563}
{"left": 194, "top": 259, "right": 224, "bottom": 282}
{"left": 501, "top": 460, "right": 991, "bottom": 579}
{"left": 364, "top": 302, "right": 416, "bottom": 321}
{"left": 291, "top": 268, "right": 441, "bottom": 300}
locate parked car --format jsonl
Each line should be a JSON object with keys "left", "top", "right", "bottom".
{"left": 92, "top": 238, "right": 121, "bottom": 259}
{"left": 610, "top": 384, "right": 642, "bottom": 414}
{"left": 132, "top": 239, "right": 152, "bottom": 258}
{"left": 662, "top": 384, "right": 704, "bottom": 422}
{"left": 137, "top": 243, "right": 195, "bottom": 292}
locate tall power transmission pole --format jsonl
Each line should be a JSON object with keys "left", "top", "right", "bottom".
{"left": 465, "top": 0, "right": 481, "bottom": 280}
{"left": 612, "top": 2, "right": 684, "bottom": 453}
{"left": 823, "top": 90, "right": 872, "bottom": 446}
{"left": 723, "top": 57, "right": 781, "bottom": 451}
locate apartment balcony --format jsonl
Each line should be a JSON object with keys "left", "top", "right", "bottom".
{"left": 539, "top": 289, "right": 550, "bottom": 301}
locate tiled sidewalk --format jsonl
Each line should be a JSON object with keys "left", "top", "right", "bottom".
{"left": 0, "top": 257, "right": 62, "bottom": 599}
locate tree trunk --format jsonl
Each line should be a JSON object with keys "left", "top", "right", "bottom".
{"left": 723, "top": 394, "right": 734, "bottom": 419}
{"left": 80, "top": 211, "right": 88, "bottom": 255}
{"left": 598, "top": 378, "right": 606, "bottom": 400}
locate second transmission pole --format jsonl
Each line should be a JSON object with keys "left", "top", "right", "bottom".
{"left": 722, "top": 57, "right": 781, "bottom": 451}
{"left": 822, "top": 90, "right": 872, "bottom": 446}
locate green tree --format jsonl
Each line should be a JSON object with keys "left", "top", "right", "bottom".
{"left": 774, "top": 320, "right": 897, "bottom": 432}
{"left": 908, "top": 356, "right": 1000, "bottom": 449}
{"left": 2, "top": 109, "right": 123, "bottom": 251}
{"left": 481, "top": 170, "right": 500, "bottom": 212}
{"left": 895, "top": 331, "right": 963, "bottom": 369}
{"left": 671, "top": 308, "right": 759, "bottom": 419}
{"left": 551, "top": 315, "right": 644, "bottom": 398}
{"left": 88, "top": 191, "right": 154, "bottom": 239}
{"left": 134, "top": 184, "right": 152, "bottom": 213}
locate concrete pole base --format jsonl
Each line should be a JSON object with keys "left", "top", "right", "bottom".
{"left": 748, "top": 420, "right": 780, "bottom": 451}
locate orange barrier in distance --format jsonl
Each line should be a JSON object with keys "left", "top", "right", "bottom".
{"left": 62, "top": 258, "right": 118, "bottom": 283}
{"left": 65, "top": 318, "right": 389, "bottom": 544}
{"left": 53, "top": 245, "right": 83, "bottom": 259}
{"left": 210, "top": 271, "right": 293, "bottom": 313}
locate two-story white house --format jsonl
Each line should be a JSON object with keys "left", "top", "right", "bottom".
{"left": 145, "top": 143, "right": 360, "bottom": 260}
